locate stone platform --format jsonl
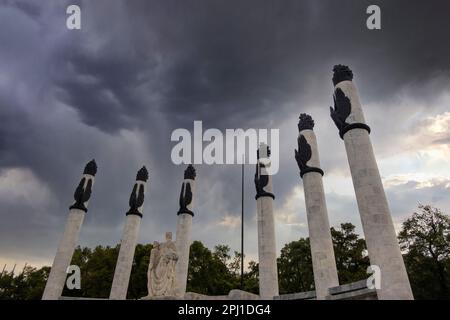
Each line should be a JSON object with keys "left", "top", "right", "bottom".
{"left": 60, "top": 280, "right": 377, "bottom": 300}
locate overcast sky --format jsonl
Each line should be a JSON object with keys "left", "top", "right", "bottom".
{"left": 1, "top": 0, "right": 450, "bottom": 273}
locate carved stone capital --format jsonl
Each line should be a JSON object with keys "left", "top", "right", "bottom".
{"left": 298, "top": 113, "right": 315, "bottom": 132}
{"left": 332, "top": 64, "right": 353, "bottom": 86}
{"left": 184, "top": 165, "right": 196, "bottom": 180}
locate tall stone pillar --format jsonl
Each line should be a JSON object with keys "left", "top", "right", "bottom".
{"left": 42, "top": 160, "right": 97, "bottom": 300}
{"left": 330, "top": 65, "right": 413, "bottom": 300}
{"left": 175, "top": 165, "right": 196, "bottom": 297}
{"left": 254, "top": 144, "right": 279, "bottom": 299}
{"left": 295, "top": 114, "right": 339, "bottom": 299}
{"left": 110, "top": 166, "right": 149, "bottom": 300}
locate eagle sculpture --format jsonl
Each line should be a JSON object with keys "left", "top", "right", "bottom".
{"left": 128, "top": 183, "right": 145, "bottom": 215}
{"left": 178, "top": 182, "right": 193, "bottom": 216}
{"left": 70, "top": 178, "right": 92, "bottom": 212}
{"left": 254, "top": 162, "right": 275, "bottom": 200}
{"left": 294, "top": 134, "right": 312, "bottom": 173}
{"left": 330, "top": 87, "right": 352, "bottom": 132}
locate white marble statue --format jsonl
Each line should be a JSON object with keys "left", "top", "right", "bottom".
{"left": 146, "top": 232, "right": 178, "bottom": 297}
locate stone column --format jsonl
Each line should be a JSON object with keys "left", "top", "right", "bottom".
{"left": 42, "top": 160, "right": 97, "bottom": 300}
{"left": 254, "top": 144, "right": 279, "bottom": 299}
{"left": 295, "top": 114, "right": 339, "bottom": 299}
{"left": 109, "top": 166, "right": 149, "bottom": 300}
{"left": 175, "top": 165, "right": 196, "bottom": 297}
{"left": 330, "top": 65, "right": 413, "bottom": 300}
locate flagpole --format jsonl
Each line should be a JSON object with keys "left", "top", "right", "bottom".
{"left": 240, "top": 155, "right": 244, "bottom": 290}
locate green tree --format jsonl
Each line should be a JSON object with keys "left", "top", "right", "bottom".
{"left": 277, "top": 238, "right": 314, "bottom": 294}
{"left": 331, "top": 223, "right": 370, "bottom": 284}
{"left": 242, "top": 260, "right": 259, "bottom": 294}
{"left": 213, "top": 245, "right": 231, "bottom": 265}
{"left": 127, "top": 243, "right": 152, "bottom": 299}
{"left": 21, "top": 266, "right": 50, "bottom": 299}
{"left": 228, "top": 251, "right": 242, "bottom": 276}
{"left": 4, "top": 211, "right": 449, "bottom": 300}
{"left": 0, "top": 271, "right": 16, "bottom": 299}
{"left": 187, "top": 241, "right": 237, "bottom": 295}
{"left": 398, "top": 204, "right": 450, "bottom": 299}
{"left": 62, "top": 245, "right": 119, "bottom": 298}
{"left": 0, "top": 266, "right": 49, "bottom": 300}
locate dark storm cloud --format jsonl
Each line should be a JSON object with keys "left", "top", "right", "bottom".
{"left": 1, "top": 0, "right": 450, "bottom": 268}
{"left": 55, "top": 0, "right": 450, "bottom": 132}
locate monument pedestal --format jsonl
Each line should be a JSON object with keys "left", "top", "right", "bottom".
{"left": 174, "top": 165, "right": 196, "bottom": 297}
{"left": 255, "top": 144, "right": 279, "bottom": 299}
{"left": 295, "top": 114, "right": 339, "bottom": 299}
{"left": 330, "top": 65, "right": 413, "bottom": 299}
{"left": 42, "top": 160, "right": 97, "bottom": 300}
{"left": 42, "top": 208, "right": 86, "bottom": 300}
{"left": 110, "top": 167, "right": 148, "bottom": 300}
{"left": 109, "top": 214, "right": 142, "bottom": 300}
{"left": 343, "top": 128, "right": 413, "bottom": 299}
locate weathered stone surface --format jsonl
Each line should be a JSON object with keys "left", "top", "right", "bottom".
{"left": 334, "top": 80, "right": 366, "bottom": 125}
{"left": 328, "top": 279, "right": 368, "bottom": 295}
{"left": 327, "top": 288, "right": 377, "bottom": 300}
{"left": 59, "top": 296, "right": 107, "bottom": 300}
{"left": 344, "top": 128, "right": 413, "bottom": 299}
{"left": 184, "top": 292, "right": 223, "bottom": 300}
{"left": 327, "top": 280, "right": 377, "bottom": 300}
{"left": 274, "top": 290, "right": 316, "bottom": 300}
{"left": 141, "top": 295, "right": 182, "bottom": 300}
{"left": 228, "top": 289, "right": 260, "bottom": 300}
{"left": 145, "top": 232, "right": 178, "bottom": 298}
{"left": 256, "top": 157, "right": 279, "bottom": 299}
{"left": 42, "top": 208, "right": 86, "bottom": 300}
{"left": 303, "top": 172, "right": 339, "bottom": 299}
{"left": 299, "top": 128, "right": 339, "bottom": 299}
{"left": 335, "top": 70, "right": 413, "bottom": 300}
{"left": 175, "top": 175, "right": 196, "bottom": 297}
{"left": 184, "top": 290, "right": 259, "bottom": 300}
{"left": 295, "top": 123, "right": 339, "bottom": 299}
{"left": 110, "top": 171, "right": 148, "bottom": 300}
{"left": 43, "top": 164, "right": 97, "bottom": 300}
{"left": 110, "top": 214, "right": 142, "bottom": 299}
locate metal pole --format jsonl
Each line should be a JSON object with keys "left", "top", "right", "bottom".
{"left": 240, "top": 156, "right": 244, "bottom": 290}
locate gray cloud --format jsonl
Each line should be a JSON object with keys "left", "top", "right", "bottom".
{"left": 1, "top": 0, "right": 450, "bottom": 270}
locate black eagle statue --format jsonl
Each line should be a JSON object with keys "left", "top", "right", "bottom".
{"left": 70, "top": 177, "right": 92, "bottom": 212}
{"left": 254, "top": 163, "right": 274, "bottom": 200}
{"left": 127, "top": 183, "right": 145, "bottom": 216}
{"left": 178, "top": 182, "right": 194, "bottom": 216}
{"left": 69, "top": 159, "right": 97, "bottom": 212}
{"left": 294, "top": 134, "right": 312, "bottom": 173}
{"left": 330, "top": 87, "right": 352, "bottom": 132}
{"left": 127, "top": 166, "right": 148, "bottom": 217}
{"left": 254, "top": 163, "right": 268, "bottom": 194}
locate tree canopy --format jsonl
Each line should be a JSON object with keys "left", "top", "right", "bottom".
{"left": 398, "top": 204, "right": 450, "bottom": 299}
{"left": 1, "top": 205, "right": 449, "bottom": 299}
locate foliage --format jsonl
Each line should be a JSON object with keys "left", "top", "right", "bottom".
{"left": 1, "top": 207, "right": 449, "bottom": 299}
{"left": 277, "top": 238, "right": 314, "bottom": 293}
{"left": 61, "top": 245, "right": 119, "bottom": 298}
{"left": 186, "top": 242, "right": 240, "bottom": 295}
{"left": 331, "top": 223, "right": 370, "bottom": 284}
{"left": 398, "top": 204, "right": 450, "bottom": 299}
{"left": 0, "top": 266, "right": 50, "bottom": 300}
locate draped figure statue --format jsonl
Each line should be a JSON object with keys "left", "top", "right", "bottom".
{"left": 146, "top": 232, "right": 178, "bottom": 297}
